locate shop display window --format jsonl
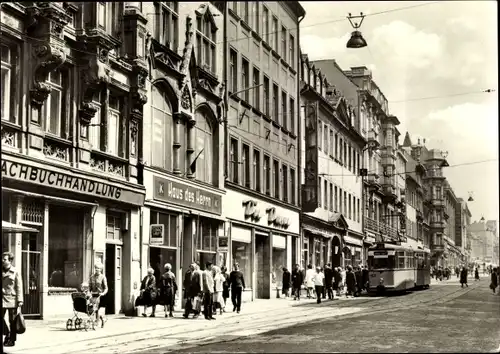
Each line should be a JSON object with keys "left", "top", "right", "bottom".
{"left": 48, "top": 205, "right": 83, "bottom": 289}
{"left": 272, "top": 247, "right": 286, "bottom": 288}
{"left": 232, "top": 241, "right": 251, "bottom": 288}
{"left": 195, "top": 218, "right": 217, "bottom": 270}
{"left": 150, "top": 211, "right": 177, "bottom": 247}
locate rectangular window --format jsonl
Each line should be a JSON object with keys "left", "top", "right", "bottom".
{"left": 253, "top": 149, "right": 261, "bottom": 192}
{"left": 272, "top": 83, "right": 279, "bottom": 123}
{"left": 242, "top": 144, "right": 250, "bottom": 188}
{"left": 263, "top": 7, "right": 269, "bottom": 43}
{"left": 155, "top": 2, "right": 179, "bottom": 50}
{"left": 264, "top": 76, "right": 270, "bottom": 116}
{"left": 281, "top": 26, "right": 287, "bottom": 61}
{"left": 324, "top": 180, "right": 328, "bottom": 210}
{"left": 289, "top": 98, "right": 295, "bottom": 134}
{"left": 289, "top": 34, "right": 295, "bottom": 67}
{"left": 329, "top": 129, "right": 333, "bottom": 156}
{"left": 349, "top": 194, "right": 352, "bottom": 220}
{"left": 243, "top": 2, "right": 249, "bottom": 23}
{"left": 273, "top": 159, "right": 280, "bottom": 199}
{"left": 357, "top": 198, "right": 360, "bottom": 223}
{"left": 344, "top": 191, "right": 347, "bottom": 217}
{"left": 253, "top": 67, "right": 260, "bottom": 110}
{"left": 196, "top": 14, "right": 216, "bottom": 74}
{"left": 264, "top": 155, "right": 271, "bottom": 196}
{"left": 290, "top": 168, "right": 296, "bottom": 205}
{"left": 318, "top": 124, "right": 322, "bottom": 151}
{"left": 323, "top": 124, "right": 328, "bottom": 154}
{"left": 353, "top": 150, "right": 356, "bottom": 174}
{"left": 348, "top": 146, "right": 352, "bottom": 171}
{"left": 150, "top": 211, "right": 178, "bottom": 247}
{"left": 339, "top": 137, "right": 342, "bottom": 161}
{"left": 318, "top": 177, "right": 322, "bottom": 208}
{"left": 1, "top": 44, "right": 18, "bottom": 124}
{"left": 44, "top": 70, "right": 64, "bottom": 136}
{"left": 98, "top": 2, "right": 107, "bottom": 30}
{"left": 281, "top": 91, "right": 287, "bottom": 130}
{"left": 334, "top": 186, "right": 338, "bottom": 212}
{"left": 335, "top": 134, "right": 338, "bottom": 159}
{"left": 252, "top": 2, "right": 259, "bottom": 33}
{"left": 230, "top": 137, "right": 238, "bottom": 183}
{"left": 344, "top": 141, "right": 347, "bottom": 166}
{"left": 241, "top": 58, "right": 249, "bottom": 101}
{"left": 282, "top": 165, "right": 288, "bottom": 203}
{"left": 106, "top": 212, "right": 123, "bottom": 241}
{"left": 329, "top": 182, "right": 333, "bottom": 212}
{"left": 107, "top": 94, "right": 123, "bottom": 157}
{"left": 229, "top": 48, "right": 237, "bottom": 94}
{"left": 272, "top": 17, "right": 278, "bottom": 51}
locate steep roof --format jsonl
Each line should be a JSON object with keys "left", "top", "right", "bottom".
{"left": 403, "top": 132, "right": 412, "bottom": 147}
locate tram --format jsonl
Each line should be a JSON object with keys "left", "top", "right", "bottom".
{"left": 367, "top": 242, "right": 431, "bottom": 293}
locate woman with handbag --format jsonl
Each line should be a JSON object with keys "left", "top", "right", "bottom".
{"left": 2, "top": 252, "right": 23, "bottom": 347}
{"left": 160, "top": 263, "right": 177, "bottom": 317}
{"left": 140, "top": 268, "right": 157, "bottom": 317}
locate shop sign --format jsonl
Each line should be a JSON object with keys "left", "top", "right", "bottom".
{"left": 242, "top": 200, "right": 261, "bottom": 222}
{"left": 150, "top": 224, "right": 164, "bottom": 244}
{"left": 218, "top": 236, "right": 229, "bottom": 252}
{"left": 1, "top": 159, "right": 145, "bottom": 206}
{"left": 153, "top": 176, "right": 222, "bottom": 215}
{"left": 266, "top": 207, "right": 290, "bottom": 229}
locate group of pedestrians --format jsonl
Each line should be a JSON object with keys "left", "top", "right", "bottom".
{"left": 138, "top": 261, "right": 246, "bottom": 321}
{"left": 281, "top": 263, "right": 369, "bottom": 304}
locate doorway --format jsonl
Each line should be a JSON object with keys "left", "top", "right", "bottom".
{"left": 21, "top": 231, "right": 41, "bottom": 318}
{"left": 332, "top": 237, "right": 342, "bottom": 267}
{"left": 255, "top": 234, "right": 270, "bottom": 299}
{"left": 105, "top": 243, "right": 122, "bottom": 315}
{"left": 149, "top": 247, "right": 177, "bottom": 280}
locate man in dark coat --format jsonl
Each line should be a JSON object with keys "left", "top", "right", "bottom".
{"left": 460, "top": 267, "right": 468, "bottom": 288}
{"left": 291, "top": 264, "right": 303, "bottom": 300}
{"left": 362, "top": 265, "right": 369, "bottom": 292}
{"left": 282, "top": 267, "right": 291, "bottom": 298}
{"left": 354, "top": 266, "right": 363, "bottom": 296}
{"left": 332, "top": 266, "right": 341, "bottom": 298}
{"left": 324, "top": 263, "right": 334, "bottom": 300}
{"left": 345, "top": 266, "right": 357, "bottom": 297}
{"left": 182, "top": 264, "right": 194, "bottom": 318}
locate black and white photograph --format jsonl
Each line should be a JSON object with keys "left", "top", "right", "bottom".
{"left": 1, "top": 1, "right": 498, "bottom": 353}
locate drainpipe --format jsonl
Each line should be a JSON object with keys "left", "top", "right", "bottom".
{"left": 297, "top": 13, "right": 304, "bottom": 267}
{"left": 223, "top": 1, "right": 229, "bottom": 180}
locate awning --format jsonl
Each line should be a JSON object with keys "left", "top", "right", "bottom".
{"left": 2, "top": 221, "right": 39, "bottom": 234}
{"left": 344, "top": 235, "right": 363, "bottom": 247}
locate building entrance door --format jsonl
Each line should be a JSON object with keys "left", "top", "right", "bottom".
{"left": 105, "top": 243, "right": 122, "bottom": 315}
{"left": 255, "top": 234, "right": 270, "bottom": 299}
{"left": 21, "top": 231, "right": 41, "bottom": 318}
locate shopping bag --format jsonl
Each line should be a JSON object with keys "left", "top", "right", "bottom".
{"left": 191, "top": 296, "right": 201, "bottom": 312}
{"left": 14, "top": 312, "right": 26, "bottom": 335}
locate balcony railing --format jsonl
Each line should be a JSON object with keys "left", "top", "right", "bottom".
{"left": 364, "top": 216, "right": 398, "bottom": 240}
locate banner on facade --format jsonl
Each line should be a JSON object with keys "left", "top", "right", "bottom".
{"left": 302, "top": 102, "right": 319, "bottom": 213}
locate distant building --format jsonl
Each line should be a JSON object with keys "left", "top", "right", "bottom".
{"left": 468, "top": 220, "right": 497, "bottom": 265}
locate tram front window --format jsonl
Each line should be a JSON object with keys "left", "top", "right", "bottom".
{"left": 369, "top": 256, "right": 396, "bottom": 270}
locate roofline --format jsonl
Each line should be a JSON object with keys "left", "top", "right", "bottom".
{"left": 284, "top": 1, "right": 306, "bottom": 19}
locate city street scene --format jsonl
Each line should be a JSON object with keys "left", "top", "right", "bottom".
{"left": 1, "top": 1, "right": 498, "bottom": 353}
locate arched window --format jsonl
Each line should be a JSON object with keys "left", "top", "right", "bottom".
{"left": 151, "top": 85, "right": 173, "bottom": 171}
{"left": 309, "top": 69, "right": 314, "bottom": 87}
{"left": 194, "top": 109, "right": 215, "bottom": 184}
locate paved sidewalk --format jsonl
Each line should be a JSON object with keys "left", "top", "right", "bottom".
{"left": 6, "top": 295, "right": 367, "bottom": 354}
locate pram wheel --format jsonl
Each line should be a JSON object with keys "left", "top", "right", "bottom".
{"left": 75, "top": 318, "right": 82, "bottom": 330}
{"left": 66, "top": 319, "right": 73, "bottom": 331}
{"left": 84, "top": 319, "right": 92, "bottom": 331}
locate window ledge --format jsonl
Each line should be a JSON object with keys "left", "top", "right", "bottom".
{"left": 280, "top": 58, "right": 289, "bottom": 69}
{"left": 289, "top": 132, "right": 297, "bottom": 139}
{"left": 228, "top": 8, "right": 240, "bottom": 21}
{"left": 229, "top": 93, "right": 242, "bottom": 103}
{"left": 262, "top": 41, "right": 272, "bottom": 51}
{"left": 289, "top": 66, "right": 297, "bottom": 76}
{"left": 251, "top": 106, "right": 263, "bottom": 116}
{"left": 271, "top": 49, "right": 280, "bottom": 60}
{"left": 1, "top": 120, "right": 21, "bottom": 131}
{"left": 91, "top": 149, "right": 128, "bottom": 164}
{"left": 241, "top": 20, "right": 252, "bottom": 32}
{"left": 241, "top": 99, "right": 252, "bottom": 109}
{"left": 262, "top": 114, "right": 272, "bottom": 123}
{"left": 45, "top": 133, "right": 72, "bottom": 146}
{"left": 271, "top": 120, "right": 280, "bottom": 129}
{"left": 251, "top": 30, "right": 262, "bottom": 42}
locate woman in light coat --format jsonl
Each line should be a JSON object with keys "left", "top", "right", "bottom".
{"left": 3, "top": 252, "right": 23, "bottom": 347}
{"left": 212, "top": 266, "right": 225, "bottom": 315}
{"left": 305, "top": 264, "right": 316, "bottom": 299}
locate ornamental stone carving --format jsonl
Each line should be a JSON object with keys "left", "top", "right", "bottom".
{"left": 180, "top": 86, "right": 192, "bottom": 111}
{"left": 79, "top": 102, "right": 98, "bottom": 125}
{"left": 179, "top": 16, "right": 194, "bottom": 90}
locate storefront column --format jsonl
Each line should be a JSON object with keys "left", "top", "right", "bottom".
{"left": 181, "top": 214, "right": 195, "bottom": 305}
{"left": 141, "top": 207, "right": 151, "bottom": 279}
{"left": 41, "top": 201, "right": 49, "bottom": 319}
{"left": 12, "top": 195, "right": 23, "bottom": 267}
{"left": 286, "top": 235, "right": 292, "bottom": 270}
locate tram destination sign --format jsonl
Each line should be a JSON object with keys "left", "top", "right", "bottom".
{"left": 153, "top": 176, "right": 222, "bottom": 215}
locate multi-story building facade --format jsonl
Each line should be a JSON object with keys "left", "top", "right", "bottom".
{"left": 444, "top": 180, "right": 461, "bottom": 268}
{"left": 468, "top": 220, "right": 497, "bottom": 265}
{"left": 1, "top": 2, "right": 150, "bottom": 318}
{"left": 455, "top": 198, "right": 472, "bottom": 264}
{"left": 221, "top": 1, "right": 305, "bottom": 301}
{"left": 139, "top": 1, "right": 226, "bottom": 305}
{"left": 299, "top": 55, "right": 363, "bottom": 271}
{"left": 485, "top": 220, "right": 499, "bottom": 266}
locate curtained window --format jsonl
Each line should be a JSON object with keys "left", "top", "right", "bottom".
{"left": 194, "top": 110, "right": 214, "bottom": 184}
{"left": 151, "top": 85, "right": 174, "bottom": 171}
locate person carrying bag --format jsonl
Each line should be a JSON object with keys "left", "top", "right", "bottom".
{"left": 3, "top": 252, "right": 24, "bottom": 347}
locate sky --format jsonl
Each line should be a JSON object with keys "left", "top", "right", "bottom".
{"left": 299, "top": 0, "right": 498, "bottom": 222}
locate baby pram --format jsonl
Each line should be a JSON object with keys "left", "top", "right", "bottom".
{"left": 66, "top": 292, "right": 98, "bottom": 331}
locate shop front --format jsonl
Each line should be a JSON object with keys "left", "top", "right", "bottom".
{"left": 223, "top": 189, "right": 300, "bottom": 302}
{"left": 301, "top": 213, "right": 348, "bottom": 270}
{"left": 343, "top": 232, "right": 364, "bottom": 268}
{"left": 142, "top": 171, "right": 225, "bottom": 303}
{"left": 1, "top": 154, "right": 145, "bottom": 319}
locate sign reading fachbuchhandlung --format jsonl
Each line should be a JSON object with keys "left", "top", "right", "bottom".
{"left": 153, "top": 176, "right": 222, "bottom": 215}
{"left": 1, "top": 158, "right": 145, "bottom": 206}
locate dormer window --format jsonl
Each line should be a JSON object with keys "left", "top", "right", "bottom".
{"left": 196, "top": 5, "right": 218, "bottom": 74}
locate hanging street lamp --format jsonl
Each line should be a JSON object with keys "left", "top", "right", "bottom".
{"left": 346, "top": 12, "right": 368, "bottom": 48}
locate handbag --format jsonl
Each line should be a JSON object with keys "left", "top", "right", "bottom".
{"left": 191, "top": 296, "right": 201, "bottom": 312}
{"left": 14, "top": 312, "right": 26, "bottom": 335}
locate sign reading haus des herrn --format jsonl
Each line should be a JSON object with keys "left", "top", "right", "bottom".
{"left": 153, "top": 176, "right": 222, "bottom": 215}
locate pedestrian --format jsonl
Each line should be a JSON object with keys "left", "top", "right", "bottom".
{"left": 340, "top": 267, "right": 347, "bottom": 295}
{"left": 291, "top": 264, "right": 303, "bottom": 300}
{"left": 182, "top": 264, "right": 194, "bottom": 319}
{"left": 490, "top": 267, "right": 498, "bottom": 294}
{"left": 160, "top": 263, "right": 177, "bottom": 318}
{"left": 305, "top": 264, "right": 315, "bottom": 299}
{"left": 2, "top": 252, "right": 23, "bottom": 347}
{"left": 312, "top": 266, "right": 324, "bottom": 304}
{"left": 324, "top": 263, "right": 334, "bottom": 300}
{"left": 354, "top": 266, "right": 363, "bottom": 296}
{"left": 202, "top": 262, "right": 215, "bottom": 320}
{"left": 229, "top": 263, "right": 245, "bottom": 313}
{"left": 140, "top": 268, "right": 157, "bottom": 317}
{"left": 460, "top": 266, "right": 468, "bottom": 288}
{"left": 345, "top": 266, "right": 357, "bottom": 298}
{"left": 362, "top": 265, "right": 369, "bottom": 291}
{"left": 212, "top": 266, "right": 225, "bottom": 315}
{"left": 475, "top": 267, "right": 480, "bottom": 281}
{"left": 320, "top": 267, "right": 327, "bottom": 299}
{"left": 221, "top": 266, "right": 230, "bottom": 310}
{"left": 88, "top": 262, "right": 108, "bottom": 328}
{"left": 455, "top": 266, "right": 460, "bottom": 279}
{"left": 332, "top": 266, "right": 341, "bottom": 299}
{"left": 282, "top": 267, "right": 291, "bottom": 298}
